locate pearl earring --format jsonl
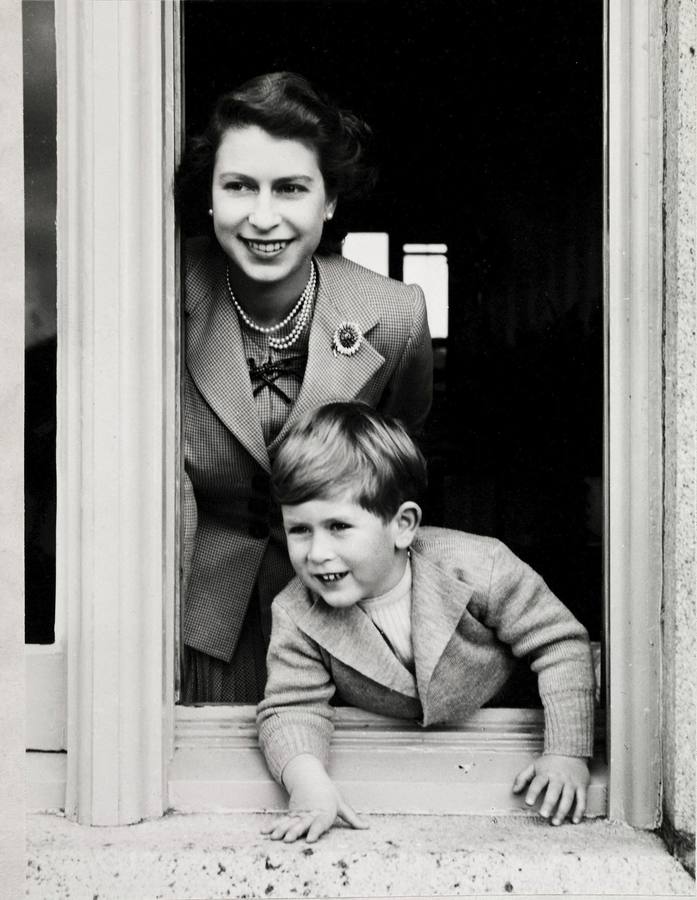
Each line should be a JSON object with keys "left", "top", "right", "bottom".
{"left": 208, "top": 208, "right": 213, "bottom": 216}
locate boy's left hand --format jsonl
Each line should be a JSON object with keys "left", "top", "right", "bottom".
{"left": 512, "top": 754, "right": 589, "bottom": 825}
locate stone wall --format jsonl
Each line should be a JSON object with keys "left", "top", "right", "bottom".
{"left": 662, "top": 0, "right": 697, "bottom": 877}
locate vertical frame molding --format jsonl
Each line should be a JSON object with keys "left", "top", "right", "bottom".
{"left": 1, "top": 1, "right": 27, "bottom": 895}
{"left": 605, "top": 0, "right": 663, "bottom": 826}
{"left": 56, "top": 0, "right": 178, "bottom": 825}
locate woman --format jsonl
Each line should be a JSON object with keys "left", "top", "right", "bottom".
{"left": 175, "top": 72, "right": 432, "bottom": 703}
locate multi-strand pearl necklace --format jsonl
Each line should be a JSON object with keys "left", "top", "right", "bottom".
{"left": 226, "top": 260, "right": 317, "bottom": 351}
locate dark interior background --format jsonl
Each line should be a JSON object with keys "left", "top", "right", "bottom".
{"left": 182, "top": 0, "right": 604, "bottom": 659}
{"left": 24, "top": 0, "right": 57, "bottom": 644}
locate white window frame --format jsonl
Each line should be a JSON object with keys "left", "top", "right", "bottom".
{"left": 26, "top": 0, "right": 663, "bottom": 828}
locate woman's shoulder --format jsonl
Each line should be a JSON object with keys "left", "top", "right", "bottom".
{"left": 316, "top": 253, "right": 424, "bottom": 305}
{"left": 182, "top": 236, "right": 225, "bottom": 312}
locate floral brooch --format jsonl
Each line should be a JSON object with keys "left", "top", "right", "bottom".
{"left": 332, "top": 321, "right": 363, "bottom": 357}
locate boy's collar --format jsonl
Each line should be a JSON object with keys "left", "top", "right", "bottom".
{"left": 297, "top": 596, "right": 419, "bottom": 699}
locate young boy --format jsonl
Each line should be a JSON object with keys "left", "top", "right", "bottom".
{"left": 257, "top": 402, "right": 595, "bottom": 843}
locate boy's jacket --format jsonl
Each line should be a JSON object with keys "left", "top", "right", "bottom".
{"left": 257, "top": 527, "right": 595, "bottom": 782}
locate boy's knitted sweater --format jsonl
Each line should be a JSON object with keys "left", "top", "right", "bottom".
{"left": 257, "top": 527, "right": 595, "bottom": 783}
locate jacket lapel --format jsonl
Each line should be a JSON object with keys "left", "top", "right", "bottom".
{"left": 186, "top": 257, "right": 270, "bottom": 472}
{"left": 291, "top": 541, "right": 478, "bottom": 712}
{"left": 410, "top": 547, "right": 475, "bottom": 719}
{"left": 268, "top": 255, "right": 386, "bottom": 454}
{"left": 298, "top": 596, "right": 419, "bottom": 699}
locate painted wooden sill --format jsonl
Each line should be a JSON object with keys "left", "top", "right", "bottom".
{"left": 169, "top": 705, "right": 607, "bottom": 817}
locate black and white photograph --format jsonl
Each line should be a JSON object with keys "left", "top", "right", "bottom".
{"left": 3, "top": 0, "right": 694, "bottom": 898}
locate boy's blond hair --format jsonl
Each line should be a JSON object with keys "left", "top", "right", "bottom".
{"left": 272, "top": 402, "right": 427, "bottom": 521}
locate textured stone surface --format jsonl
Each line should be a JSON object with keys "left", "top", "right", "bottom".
{"left": 27, "top": 811, "right": 695, "bottom": 899}
{"left": 662, "top": 0, "right": 696, "bottom": 860}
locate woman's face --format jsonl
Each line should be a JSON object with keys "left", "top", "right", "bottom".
{"left": 211, "top": 125, "right": 336, "bottom": 294}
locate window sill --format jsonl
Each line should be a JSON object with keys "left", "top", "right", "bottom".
{"left": 31, "top": 807, "right": 693, "bottom": 899}
{"left": 26, "top": 703, "right": 607, "bottom": 816}
{"left": 169, "top": 706, "right": 607, "bottom": 816}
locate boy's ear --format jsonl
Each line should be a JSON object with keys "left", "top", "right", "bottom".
{"left": 392, "top": 501, "right": 422, "bottom": 549}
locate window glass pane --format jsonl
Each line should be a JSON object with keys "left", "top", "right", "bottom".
{"left": 403, "top": 248, "right": 449, "bottom": 339}
{"left": 342, "top": 232, "right": 389, "bottom": 277}
{"left": 23, "top": 0, "right": 57, "bottom": 644}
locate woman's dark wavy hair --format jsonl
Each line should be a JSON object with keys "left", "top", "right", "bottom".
{"left": 174, "top": 72, "right": 378, "bottom": 254}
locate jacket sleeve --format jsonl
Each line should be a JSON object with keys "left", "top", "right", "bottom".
{"left": 378, "top": 283, "right": 433, "bottom": 435}
{"left": 181, "top": 469, "right": 198, "bottom": 602}
{"left": 481, "top": 541, "right": 595, "bottom": 757}
{"left": 256, "top": 601, "right": 336, "bottom": 784}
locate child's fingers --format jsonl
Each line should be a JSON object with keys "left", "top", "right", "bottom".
{"left": 524, "top": 774, "right": 549, "bottom": 807}
{"left": 283, "top": 811, "right": 327, "bottom": 843}
{"left": 261, "top": 816, "right": 290, "bottom": 838}
{"left": 265, "top": 813, "right": 310, "bottom": 842}
{"left": 267, "top": 820, "right": 298, "bottom": 841}
{"left": 305, "top": 813, "right": 334, "bottom": 844}
{"left": 282, "top": 815, "right": 314, "bottom": 843}
{"left": 551, "top": 783, "right": 576, "bottom": 825}
{"left": 538, "top": 780, "right": 563, "bottom": 819}
{"left": 571, "top": 785, "right": 588, "bottom": 824}
{"left": 261, "top": 817, "right": 287, "bottom": 835}
{"left": 512, "top": 763, "right": 536, "bottom": 794}
{"left": 337, "top": 798, "right": 369, "bottom": 831}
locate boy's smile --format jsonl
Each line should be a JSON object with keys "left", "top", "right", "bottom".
{"left": 315, "top": 571, "right": 348, "bottom": 584}
{"left": 282, "top": 491, "right": 417, "bottom": 608}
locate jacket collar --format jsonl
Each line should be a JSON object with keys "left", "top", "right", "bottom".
{"left": 186, "top": 251, "right": 270, "bottom": 470}
{"left": 291, "top": 542, "right": 476, "bottom": 712}
{"left": 296, "top": 590, "right": 419, "bottom": 699}
{"left": 186, "top": 252, "right": 386, "bottom": 471}
{"left": 409, "top": 546, "right": 475, "bottom": 718}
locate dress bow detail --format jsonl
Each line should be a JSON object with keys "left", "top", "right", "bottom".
{"left": 247, "top": 355, "right": 307, "bottom": 404}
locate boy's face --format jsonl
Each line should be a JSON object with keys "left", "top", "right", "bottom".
{"left": 282, "top": 490, "right": 417, "bottom": 608}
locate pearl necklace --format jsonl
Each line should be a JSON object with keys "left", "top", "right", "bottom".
{"left": 226, "top": 261, "right": 316, "bottom": 351}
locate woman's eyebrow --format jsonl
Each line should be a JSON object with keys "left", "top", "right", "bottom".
{"left": 273, "top": 175, "right": 315, "bottom": 184}
{"left": 215, "top": 172, "right": 315, "bottom": 184}
{"left": 215, "top": 171, "right": 256, "bottom": 181}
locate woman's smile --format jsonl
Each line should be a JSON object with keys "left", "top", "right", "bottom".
{"left": 240, "top": 238, "right": 294, "bottom": 256}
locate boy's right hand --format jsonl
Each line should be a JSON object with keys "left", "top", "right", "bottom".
{"left": 261, "top": 754, "right": 368, "bottom": 843}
